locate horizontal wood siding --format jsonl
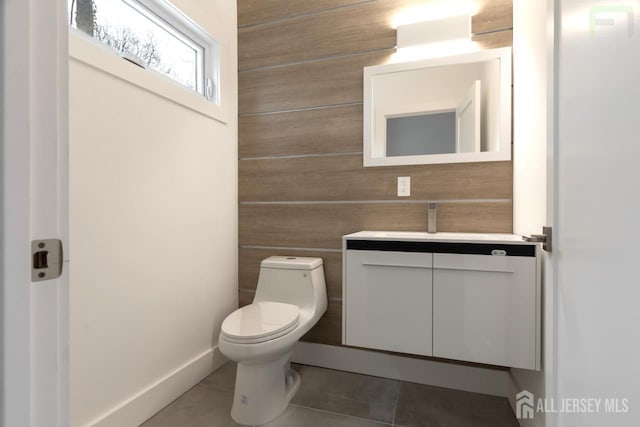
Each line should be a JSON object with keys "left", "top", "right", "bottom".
{"left": 471, "top": 0, "right": 513, "bottom": 34}
{"left": 303, "top": 299, "right": 342, "bottom": 345}
{"left": 238, "top": 0, "right": 512, "bottom": 32}
{"left": 239, "top": 248, "right": 343, "bottom": 300}
{"left": 473, "top": 29, "right": 513, "bottom": 49}
{"left": 239, "top": 49, "right": 392, "bottom": 114}
{"left": 238, "top": 0, "right": 372, "bottom": 27}
{"left": 239, "top": 105, "right": 363, "bottom": 158}
{"left": 239, "top": 202, "right": 512, "bottom": 249}
{"left": 239, "top": 1, "right": 396, "bottom": 70}
{"left": 238, "top": 0, "right": 513, "bottom": 346}
{"left": 240, "top": 155, "right": 512, "bottom": 201}
{"left": 239, "top": 0, "right": 512, "bottom": 70}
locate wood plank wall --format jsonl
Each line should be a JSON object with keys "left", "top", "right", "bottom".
{"left": 237, "top": 0, "right": 513, "bottom": 346}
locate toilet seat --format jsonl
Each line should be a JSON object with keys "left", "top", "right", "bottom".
{"left": 221, "top": 301, "right": 300, "bottom": 344}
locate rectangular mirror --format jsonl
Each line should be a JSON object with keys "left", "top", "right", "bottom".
{"left": 364, "top": 47, "right": 511, "bottom": 167}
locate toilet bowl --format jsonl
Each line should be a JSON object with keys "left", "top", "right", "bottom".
{"left": 219, "top": 256, "right": 327, "bottom": 425}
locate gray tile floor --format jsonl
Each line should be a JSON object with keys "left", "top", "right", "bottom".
{"left": 142, "top": 363, "right": 518, "bottom": 427}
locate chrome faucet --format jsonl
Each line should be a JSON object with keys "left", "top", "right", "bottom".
{"left": 428, "top": 202, "right": 437, "bottom": 233}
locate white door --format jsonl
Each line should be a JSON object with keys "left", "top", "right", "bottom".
{"left": 1, "top": 0, "right": 69, "bottom": 426}
{"left": 455, "top": 80, "right": 481, "bottom": 153}
{"left": 553, "top": 0, "right": 640, "bottom": 426}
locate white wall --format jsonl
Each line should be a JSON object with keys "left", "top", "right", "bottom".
{"left": 512, "top": 0, "right": 553, "bottom": 426}
{"left": 68, "top": 1, "right": 237, "bottom": 426}
{"left": 0, "top": 2, "right": 6, "bottom": 421}
{"left": 513, "top": 1, "right": 549, "bottom": 237}
{"left": 1, "top": 2, "right": 7, "bottom": 423}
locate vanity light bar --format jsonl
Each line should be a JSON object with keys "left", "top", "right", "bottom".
{"left": 396, "top": 14, "right": 471, "bottom": 48}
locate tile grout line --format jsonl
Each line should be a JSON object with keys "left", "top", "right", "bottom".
{"left": 240, "top": 245, "right": 343, "bottom": 253}
{"left": 391, "top": 382, "right": 401, "bottom": 426}
{"left": 239, "top": 101, "right": 363, "bottom": 117}
{"left": 239, "top": 46, "right": 395, "bottom": 73}
{"left": 240, "top": 199, "right": 513, "bottom": 205}
{"left": 240, "top": 151, "right": 363, "bottom": 161}
{"left": 287, "top": 403, "right": 394, "bottom": 426}
{"left": 239, "top": 288, "right": 342, "bottom": 303}
{"left": 474, "top": 26, "right": 514, "bottom": 36}
{"left": 196, "top": 381, "right": 233, "bottom": 393}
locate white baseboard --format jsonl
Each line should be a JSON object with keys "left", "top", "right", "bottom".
{"left": 85, "top": 346, "right": 227, "bottom": 427}
{"left": 292, "top": 342, "right": 510, "bottom": 397}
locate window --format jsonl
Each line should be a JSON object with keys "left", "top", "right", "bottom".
{"left": 68, "top": 0, "right": 219, "bottom": 104}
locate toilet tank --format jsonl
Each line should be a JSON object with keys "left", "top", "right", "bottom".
{"left": 253, "top": 256, "right": 326, "bottom": 311}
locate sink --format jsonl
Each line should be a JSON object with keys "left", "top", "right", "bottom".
{"left": 344, "top": 231, "right": 526, "bottom": 245}
{"left": 370, "top": 231, "right": 500, "bottom": 240}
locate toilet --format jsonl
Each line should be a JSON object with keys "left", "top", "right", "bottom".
{"left": 219, "top": 256, "right": 327, "bottom": 425}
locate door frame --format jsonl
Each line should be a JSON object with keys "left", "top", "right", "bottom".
{"left": 1, "top": 0, "right": 69, "bottom": 425}
{"left": 546, "top": 1, "right": 559, "bottom": 426}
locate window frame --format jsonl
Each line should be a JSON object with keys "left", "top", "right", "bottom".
{"left": 130, "top": 0, "right": 220, "bottom": 104}
{"left": 69, "top": 0, "right": 223, "bottom": 116}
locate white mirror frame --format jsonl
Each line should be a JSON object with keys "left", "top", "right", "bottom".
{"left": 363, "top": 47, "right": 512, "bottom": 167}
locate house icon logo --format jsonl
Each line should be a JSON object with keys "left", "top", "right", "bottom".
{"left": 516, "top": 390, "right": 535, "bottom": 419}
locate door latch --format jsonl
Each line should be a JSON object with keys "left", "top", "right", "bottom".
{"left": 31, "top": 239, "right": 63, "bottom": 282}
{"left": 522, "top": 226, "right": 552, "bottom": 252}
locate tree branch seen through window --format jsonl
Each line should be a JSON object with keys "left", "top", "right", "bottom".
{"left": 70, "top": 0, "right": 195, "bottom": 89}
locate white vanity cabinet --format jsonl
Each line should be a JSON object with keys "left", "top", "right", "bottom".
{"left": 343, "top": 232, "right": 541, "bottom": 370}
{"left": 345, "top": 250, "right": 433, "bottom": 356}
{"left": 432, "top": 253, "right": 537, "bottom": 369}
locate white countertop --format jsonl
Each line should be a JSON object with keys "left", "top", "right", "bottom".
{"left": 343, "top": 231, "right": 531, "bottom": 245}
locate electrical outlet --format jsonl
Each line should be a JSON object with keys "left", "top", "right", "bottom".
{"left": 397, "top": 176, "right": 410, "bottom": 197}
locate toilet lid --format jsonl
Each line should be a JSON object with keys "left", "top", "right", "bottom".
{"left": 221, "top": 302, "right": 300, "bottom": 342}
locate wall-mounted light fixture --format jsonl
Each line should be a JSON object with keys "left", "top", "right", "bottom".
{"left": 396, "top": 13, "right": 471, "bottom": 48}
{"left": 393, "top": 12, "right": 474, "bottom": 63}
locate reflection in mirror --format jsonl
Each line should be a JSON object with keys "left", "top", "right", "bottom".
{"left": 385, "top": 79, "right": 482, "bottom": 156}
{"left": 364, "top": 47, "right": 511, "bottom": 167}
{"left": 386, "top": 112, "right": 455, "bottom": 156}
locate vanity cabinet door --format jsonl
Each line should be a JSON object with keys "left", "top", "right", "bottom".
{"left": 432, "top": 253, "right": 537, "bottom": 369}
{"left": 345, "top": 250, "right": 433, "bottom": 356}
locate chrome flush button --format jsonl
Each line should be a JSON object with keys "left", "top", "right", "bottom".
{"left": 491, "top": 249, "right": 507, "bottom": 256}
